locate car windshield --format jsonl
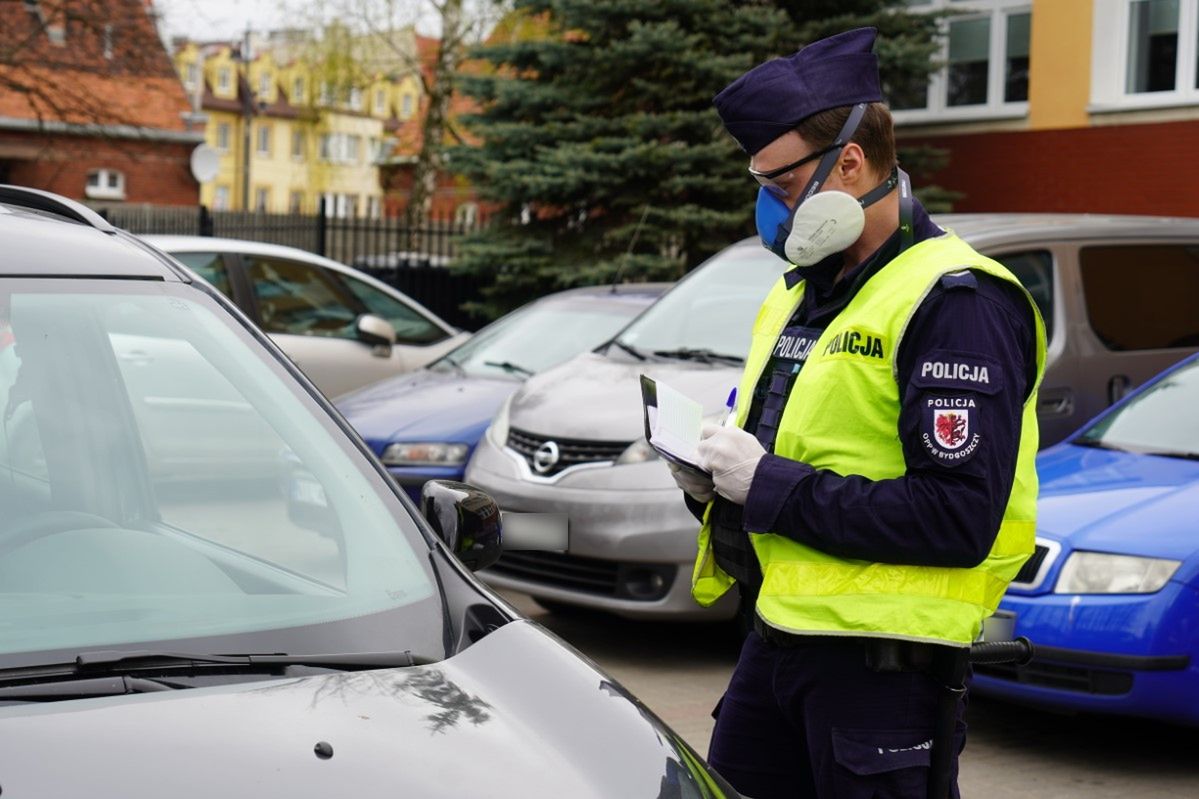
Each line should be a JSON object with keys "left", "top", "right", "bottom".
{"left": 1075, "top": 356, "right": 1199, "bottom": 458}
{"left": 432, "top": 292, "right": 651, "bottom": 379}
{"left": 0, "top": 280, "right": 442, "bottom": 668}
{"left": 612, "top": 244, "right": 780, "bottom": 360}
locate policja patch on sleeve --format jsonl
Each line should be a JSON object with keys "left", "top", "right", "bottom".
{"left": 920, "top": 395, "right": 981, "bottom": 466}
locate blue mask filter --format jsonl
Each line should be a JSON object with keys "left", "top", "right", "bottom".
{"left": 754, "top": 187, "right": 791, "bottom": 256}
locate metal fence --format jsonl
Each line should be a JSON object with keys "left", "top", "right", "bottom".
{"left": 103, "top": 201, "right": 487, "bottom": 330}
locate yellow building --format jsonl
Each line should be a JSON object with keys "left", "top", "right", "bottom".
{"left": 896, "top": 0, "right": 1199, "bottom": 217}
{"left": 172, "top": 31, "right": 422, "bottom": 216}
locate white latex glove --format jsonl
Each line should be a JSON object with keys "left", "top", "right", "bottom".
{"left": 668, "top": 461, "right": 715, "bottom": 504}
{"left": 696, "top": 423, "right": 765, "bottom": 505}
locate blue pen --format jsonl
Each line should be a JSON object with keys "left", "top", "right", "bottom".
{"left": 722, "top": 387, "right": 738, "bottom": 427}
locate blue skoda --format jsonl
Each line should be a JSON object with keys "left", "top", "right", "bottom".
{"left": 973, "top": 352, "right": 1199, "bottom": 725}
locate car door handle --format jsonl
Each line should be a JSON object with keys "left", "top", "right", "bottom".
{"left": 1037, "top": 388, "right": 1074, "bottom": 417}
{"left": 1108, "top": 375, "right": 1132, "bottom": 405}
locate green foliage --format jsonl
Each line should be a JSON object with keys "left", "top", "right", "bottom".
{"left": 453, "top": 0, "right": 949, "bottom": 319}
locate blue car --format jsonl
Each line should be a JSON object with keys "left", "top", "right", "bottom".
{"left": 973, "top": 352, "right": 1199, "bottom": 725}
{"left": 338, "top": 284, "right": 668, "bottom": 500}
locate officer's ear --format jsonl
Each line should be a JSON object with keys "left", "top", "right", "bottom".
{"left": 835, "top": 142, "right": 868, "bottom": 188}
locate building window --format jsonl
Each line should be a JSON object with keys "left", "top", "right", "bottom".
{"left": 374, "top": 88, "right": 387, "bottom": 113}
{"left": 890, "top": 1, "right": 1031, "bottom": 122}
{"left": 84, "top": 168, "right": 125, "bottom": 201}
{"left": 258, "top": 72, "right": 272, "bottom": 99}
{"left": 218, "top": 67, "right": 232, "bottom": 93}
{"left": 185, "top": 63, "right": 200, "bottom": 91}
{"left": 214, "top": 185, "right": 231, "bottom": 210}
{"left": 366, "top": 196, "right": 381, "bottom": 219}
{"left": 215, "top": 122, "right": 231, "bottom": 151}
{"left": 349, "top": 87, "right": 363, "bottom": 110}
{"left": 319, "top": 82, "right": 332, "bottom": 105}
{"left": 400, "top": 93, "right": 414, "bottom": 119}
{"left": 292, "top": 77, "right": 305, "bottom": 103}
{"left": 257, "top": 124, "right": 272, "bottom": 156}
{"left": 291, "top": 129, "right": 305, "bottom": 159}
{"left": 346, "top": 135, "right": 361, "bottom": 163}
{"left": 1093, "top": 0, "right": 1199, "bottom": 109}
{"left": 254, "top": 187, "right": 270, "bottom": 212}
{"left": 289, "top": 191, "right": 305, "bottom": 214}
{"left": 102, "top": 24, "right": 114, "bottom": 60}
{"left": 319, "top": 134, "right": 331, "bottom": 161}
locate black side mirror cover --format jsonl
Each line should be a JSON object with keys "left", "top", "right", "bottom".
{"left": 420, "top": 480, "right": 503, "bottom": 571}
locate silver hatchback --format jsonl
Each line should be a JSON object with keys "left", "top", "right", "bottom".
{"left": 465, "top": 214, "right": 1199, "bottom": 621}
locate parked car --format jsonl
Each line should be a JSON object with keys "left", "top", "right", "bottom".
{"left": 338, "top": 283, "right": 668, "bottom": 502}
{"left": 972, "top": 352, "right": 1199, "bottom": 726}
{"left": 465, "top": 214, "right": 1199, "bottom": 621}
{"left": 0, "top": 185, "right": 739, "bottom": 798}
{"left": 143, "top": 235, "right": 468, "bottom": 398}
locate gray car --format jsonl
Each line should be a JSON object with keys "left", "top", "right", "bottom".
{"left": 465, "top": 214, "right": 1199, "bottom": 621}
{"left": 0, "top": 186, "right": 739, "bottom": 798}
{"left": 144, "top": 236, "right": 468, "bottom": 398}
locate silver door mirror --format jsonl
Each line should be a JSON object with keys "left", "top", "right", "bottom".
{"left": 356, "top": 313, "right": 396, "bottom": 348}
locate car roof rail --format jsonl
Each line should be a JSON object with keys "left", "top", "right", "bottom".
{"left": 0, "top": 184, "right": 117, "bottom": 234}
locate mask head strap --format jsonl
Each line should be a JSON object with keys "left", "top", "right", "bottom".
{"left": 896, "top": 167, "right": 914, "bottom": 254}
{"left": 796, "top": 102, "right": 869, "bottom": 204}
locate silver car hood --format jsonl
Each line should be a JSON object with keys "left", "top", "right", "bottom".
{"left": 0, "top": 620, "right": 733, "bottom": 798}
{"left": 509, "top": 352, "right": 741, "bottom": 441}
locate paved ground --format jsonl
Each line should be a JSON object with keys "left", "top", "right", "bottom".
{"left": 501, "top": 590, "right": 1199, "bottom": 798}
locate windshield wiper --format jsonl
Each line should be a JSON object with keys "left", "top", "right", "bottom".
{"left": 482, "top": 360, "right": 534, "bottom": 377}
{"left": 652, "top": 347, "right": 744, "bottom": 365}
{"left": 1072, "top": 439, "right": 1133, "bottom": 453}
{"left": 610, "top": 340, "right": 647, "bottom": 361}
{"left": 0, "top": 675, "right": 179, "bottom": 702}
{"left": 1140, "top": 449, "right": 1199, "bottom": 461}
{"left": 436, "top": 355, "right": 466, "bottom": 376}
{"left": 0, "top": 649, "right": 434, "bottom": 683}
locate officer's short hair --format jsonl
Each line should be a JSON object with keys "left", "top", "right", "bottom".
{"left": 794, "top": 102, "right": 897, "bottom": 179}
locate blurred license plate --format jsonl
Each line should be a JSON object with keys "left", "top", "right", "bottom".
{"left": 500, "top": 512, "right": 569, "bottom": 551}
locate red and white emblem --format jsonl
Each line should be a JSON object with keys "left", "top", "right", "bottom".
{"left": 933, "top": 409, "right": 969, "bottom": 450}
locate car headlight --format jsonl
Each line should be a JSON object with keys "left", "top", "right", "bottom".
{"left": 486, "top": 394, "right": 512, "bottom": 448}
{"left": 380, "top": 442, "right": 470, "bottom": 467}
{"left": 1054, "top": 551, "right": 1181, "bottom": 594}
{"left": 615, "top": 438, "right": 659, "bottom": 465}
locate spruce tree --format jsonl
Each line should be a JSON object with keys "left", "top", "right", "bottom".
{"left": 454, "top": 0, "right": 947, "bottom": 318}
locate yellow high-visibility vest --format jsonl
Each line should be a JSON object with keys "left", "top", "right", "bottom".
{"left": 691, "top": 233, "right": 1047, "bottom": 646}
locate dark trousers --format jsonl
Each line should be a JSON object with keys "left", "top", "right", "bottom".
{"left": 707, "top": 632, "right": 967, "bottom": 799}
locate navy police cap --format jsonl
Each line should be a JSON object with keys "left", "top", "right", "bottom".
{"left": 714, "top": 27, "right": 883, "bottom": 155}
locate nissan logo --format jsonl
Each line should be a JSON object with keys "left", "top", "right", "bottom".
{"left": 532, "top": 441, "right": 560, "bottom": 474}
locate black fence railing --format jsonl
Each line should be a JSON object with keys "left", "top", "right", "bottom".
{"left": 102, "top": 201, "right": 487, "bottom": 330}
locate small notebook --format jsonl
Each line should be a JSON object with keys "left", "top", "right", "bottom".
{"left": 639, "top": 375, "right": 711, "bottom": 478}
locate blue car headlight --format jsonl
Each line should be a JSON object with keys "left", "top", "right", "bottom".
{"left": 1054, "top": 551, "right": 1181, "bottom": 594}
{"left": 380, "top": 442, "right": 470, "bottom": 467}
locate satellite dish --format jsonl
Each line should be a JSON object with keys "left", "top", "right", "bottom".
{"left": 190, "top": 144, "right": 220, "bottom": 183}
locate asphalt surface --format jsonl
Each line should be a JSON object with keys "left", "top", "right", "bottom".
{"left": 500, "top": 590, "right": 1199, "bottom": 798}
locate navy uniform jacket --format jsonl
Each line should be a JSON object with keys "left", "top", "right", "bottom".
{"left": 687, "top": 201, "right": 1037, "bottom": 587}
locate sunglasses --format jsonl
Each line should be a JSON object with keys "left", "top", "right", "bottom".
{"left": 747, "top": 144, "right": 839, "bottom": 197}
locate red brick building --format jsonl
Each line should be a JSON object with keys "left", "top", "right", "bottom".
{"left": 0, "top": 0, "right": 202, "bottom": 205}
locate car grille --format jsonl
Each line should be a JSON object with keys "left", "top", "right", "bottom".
{"left": 506, "top": 428, "right": 630, "bottom": 477}
{"left": 975, "top": 660, "right": 1133, "bottom": 696}
{"left": 1011, "top": 543, "right": 1052, "bottom": 587}
{"left": 488, "top": 551, "right": 675, "bottom": 601}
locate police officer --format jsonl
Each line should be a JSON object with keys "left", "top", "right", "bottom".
{"left": 669, "top": 28, "right": 1046, "bottom": 799}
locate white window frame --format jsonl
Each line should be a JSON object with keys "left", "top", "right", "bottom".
{"left": 256, "top": 124, "right": 272, "bottom": 156}
{"left": 291, "top": 129, "right": 305, "bottom": 160}
{"left": 1092, "top": 0, "right": 1199, "bottom": 112}
{"left": 215, "top": 122, "right": 231, "bottom": 152}
{"left": 400, "top": 94, "right": 414, "bottom": 119}
{"left": 349, "top": 87, "right": 363, "bottom": 111}
{"left": 374, "top": 88, "right": 387, "bottom": 114}
{"left": 891, "top": 0, "right": 1031, "bottom": 125}
{"left": 292, "top": 77, "right": 305, "bottom": 103}
{"left": 258, "top": 72, "right": 272, "bottom": 99}
{"left": 254, "top": 187, "right": 270, "bottom": 212}
{"left": 185, "top": 63, "right": 200, "bottom": 90}
{"left": 84, "top": 168, "right": 125, "bottom": 201}
{"left": 213, "top": 185, "right": 231, "bottom": 211}
{"left": 217, "top": 67, "right": 232, "bottom": 93}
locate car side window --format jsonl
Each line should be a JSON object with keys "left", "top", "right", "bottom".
{"left": 1080, "top": 245, "right": 1199, "bottom": 351}
{"left": 246, "top": 256, "right": 360, "bottom": 340}
{"left": 172, "top": 252, "right": 232, "bottom": 298}
{"left": 336, "top": 272, "right": 448, "bottom": 345}
{"left": 996, "top": 250, "right": 1054, "bottom": 340}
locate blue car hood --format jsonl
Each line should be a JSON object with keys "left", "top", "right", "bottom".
{"left": 1036, "top": 443, "right": 1199, "bottom": 566}
{"left": 0, "top": 621, "right": 733, "bottom": 798}
{"left": 337, "top": 369, "right": 519, "bottom": 446}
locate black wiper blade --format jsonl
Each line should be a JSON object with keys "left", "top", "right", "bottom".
{"left": 482, "top": 360, "right": 534, "bottom": 377}
{"left": 652, "top": 347, "right": 744, "bottom": 365}
{"left": 610, "top": 339, "right": 647, "bottom": 361}
{"left": 1141, "top": 449, "right": 1199, "bottom": 461}
{"left": 73, "top": 649, "right": 434, "bottom": 674}
{"left": 0, "top": 675, "right": 177, "bottom": 702}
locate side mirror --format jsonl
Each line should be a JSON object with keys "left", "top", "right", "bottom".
{"left": 356, "top": 313, "right": 397, "bottom": 349}
{"left": 421, "top": 479, "right": 502, "bottom": 571}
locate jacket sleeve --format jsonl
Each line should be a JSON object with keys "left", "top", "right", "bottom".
{"left": 740, "top": 273, "right": 1036, "bottom": 568}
